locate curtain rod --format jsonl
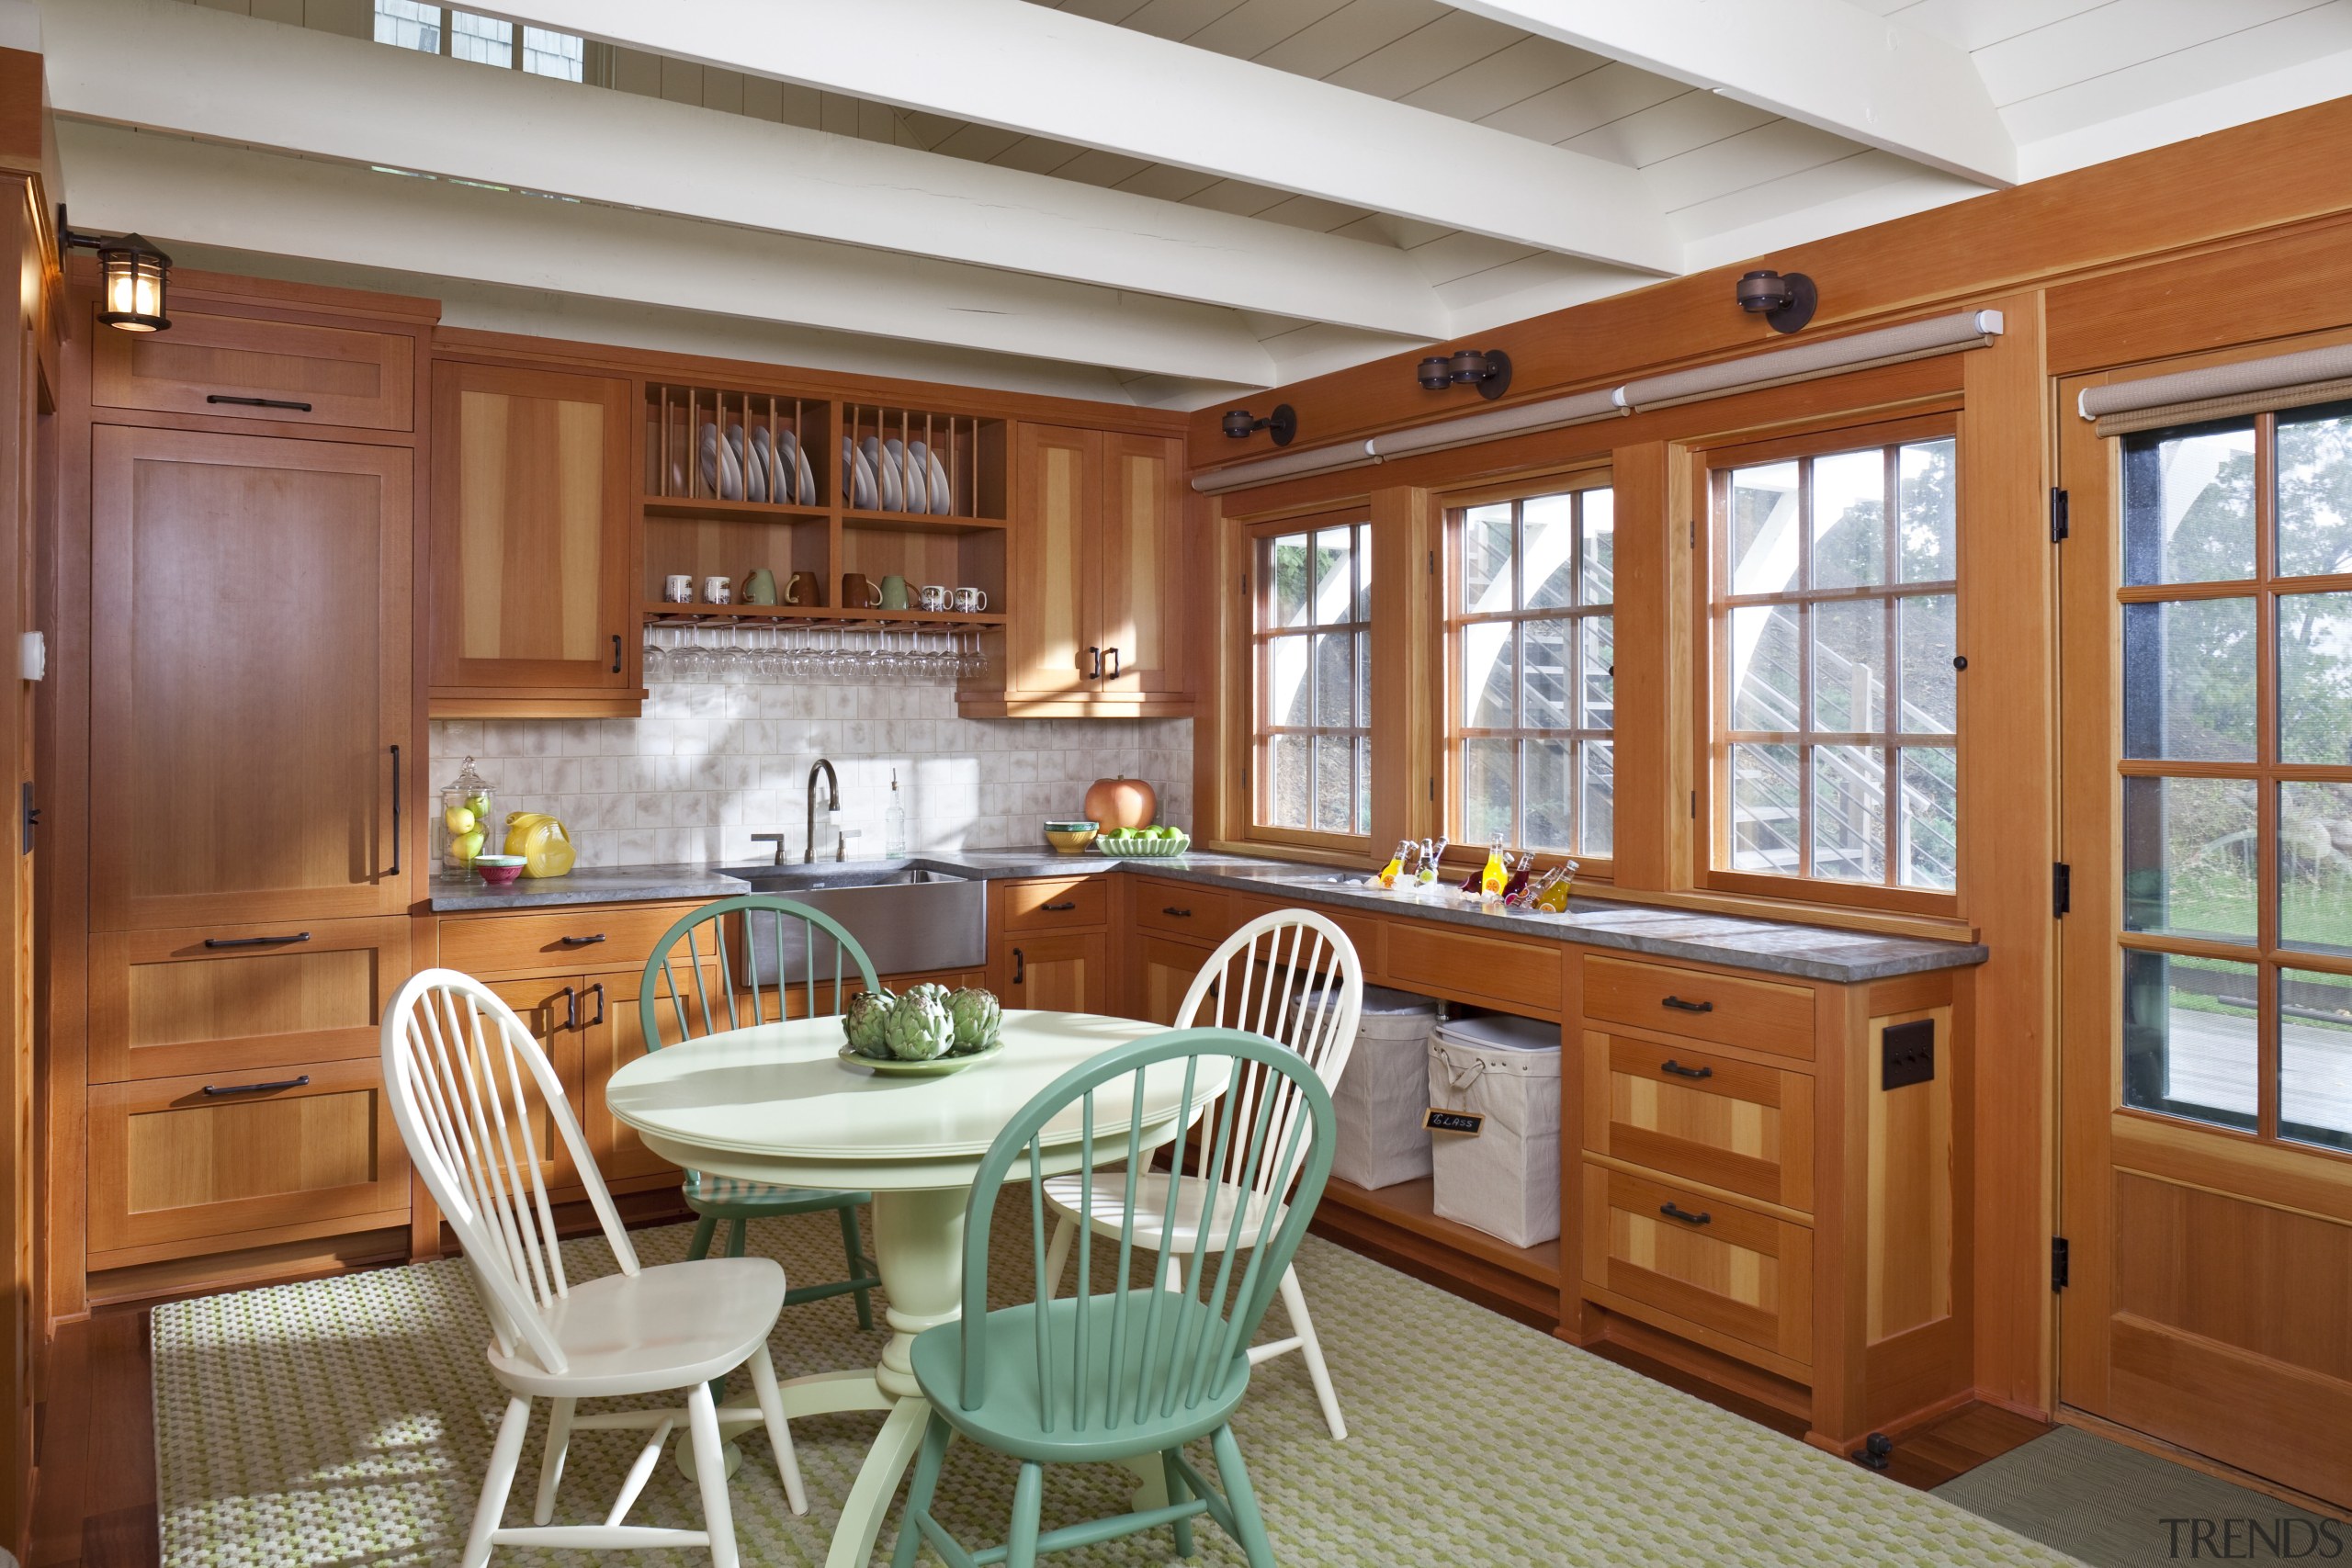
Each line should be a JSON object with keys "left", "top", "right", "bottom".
{"left": 1193, "top": 308, "right": 2005, "bottom": 496}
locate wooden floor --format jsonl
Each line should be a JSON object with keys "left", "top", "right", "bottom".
{"left": 24, "top": 1270, "right": 2049, "bottom": 1568}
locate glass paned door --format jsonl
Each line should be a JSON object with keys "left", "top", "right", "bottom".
{"left": 2058, "top": 390, "right": 2352, "bottom": 1509}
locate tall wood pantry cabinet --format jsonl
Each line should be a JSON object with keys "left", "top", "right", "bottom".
{"left": 968, "top": 423, "right": 1191, "bottom": 716}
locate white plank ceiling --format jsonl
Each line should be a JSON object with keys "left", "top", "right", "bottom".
{"left": 37, "top": 0, "right": 2352, "bottom": 405}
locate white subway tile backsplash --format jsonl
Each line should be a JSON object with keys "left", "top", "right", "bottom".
{"left": 434, "top": 682, "right": 1191, "bottom": 868}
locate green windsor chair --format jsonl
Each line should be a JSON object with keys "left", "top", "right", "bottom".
{"left": 892, "top": 1027, "right": 1336, "bottom": 1568}
{"left": 639, "top": 896, "right": 883, "bottom": 1331}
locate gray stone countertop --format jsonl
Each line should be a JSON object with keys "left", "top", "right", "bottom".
{"left": 431, "top": 846, "right": 1984, "bottom": 985}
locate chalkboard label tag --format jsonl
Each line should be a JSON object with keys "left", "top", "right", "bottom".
{"left": 1423, "top": 1107, "right": 1484, "bottom": 1136}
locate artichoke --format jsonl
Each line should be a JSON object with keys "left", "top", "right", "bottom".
{"left": 882, "top": 989, "right": 954, "bottom": 1062}
{"left": 946, "top": 987, "right": 1002, "bottom": 1055}
{"left": 842, "top": 987, "right": 897, "bottom": 1057}
{"left": 902, "top": 981, "right": 954, "bottom": 1014}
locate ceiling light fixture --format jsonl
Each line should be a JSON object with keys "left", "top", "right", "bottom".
{"left": 58, "top": 206, "right": 173, "bottom": 333}
{"left": 1416, "top": 348, "right": 1511, "bottom": 400}
{"left": 1221, "top": 404, "right": 1297, "bottom": 446}
{"left": 1736, "top": 269, "right": 1815, "bottom": 334}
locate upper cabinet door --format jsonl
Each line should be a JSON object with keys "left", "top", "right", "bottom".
{"left": 1096, "top": 432, "right": 1190, "bottom": 700}
{"left": 91, "top": 427, "right": 412, "bottom": 931}
{"left": 430, "top": 363, "right": 632, "bottom": 694}
{"left": 1003, "top": 423, "right": 1102, "bottom": 698}
{"left": 91, "top": 309, "right": 414, "bottom": 432}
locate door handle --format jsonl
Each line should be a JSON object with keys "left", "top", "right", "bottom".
{"left": 389, "top": 744, "right": 401, "bottom": 876}
{"left": 1040, "top": 901, "right": 1078, "bottom": 912}
{"left": 204, "top": 931, "right": 312, "bottom": 949}
{"left": 582, "top": 982, "right": 606, "bottom": 1028}
{"left": 611, "top": 633, "right": 623, "bottom": 675}
{"left": 1658, "top": 1201, "right": 1712, "bottom": 1226}
{"left": 559, "top": 985, "right": 580, "bottom": 1032}
{"left": 1658, "top": 1059, "right": 1713, "bottom": 1080}
{"left": 1012, "top": 947, "right": 1024, "bottom": 986}
{"left": 1104, "top": 647, "right": 1120, "bottom": 680}
{"left": 1161, "top": 906, "right": 1192, "bottom": 918}
{"left": 206, "top": 394, "right": 312, "bottom": 412}
{"left": 1660, "top": 995, "right": 1713, "bottom": 1014}
{"left": 1086, "top": 647, "right": 1101, "bottom": 680}
{"left": 201, "top": 1074, "right": 311, "bottom": 1097}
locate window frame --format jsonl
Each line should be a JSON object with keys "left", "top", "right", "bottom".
{"left": 1693, "top": 411, "right": 1962, "bottom": 917}
{"left": 1439, "top": 470, "right": 1617, "bottom": 875}
{"left": 1241, "top": 510, "right": 1374, "bottom": 854}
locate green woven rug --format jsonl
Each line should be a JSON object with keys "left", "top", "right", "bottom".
{"left": 153, "top": 1212, "right": 2082, "bottom": 1566}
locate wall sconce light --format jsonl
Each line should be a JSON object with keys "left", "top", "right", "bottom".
{"left": 1736, "top": 269, "right": 1815, "bottom": 335}
{"left": 58, "top": 206, "right": 173, "bottom": 333}
{"left": 1416, "top": 348, "right": 1511, "bottom": 400}
{"left": 1221, "top": 403, "right": 1297, "bottom": 446}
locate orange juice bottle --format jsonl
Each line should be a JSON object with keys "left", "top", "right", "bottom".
{"left": 1479, "top": 838, "right": 1509, "bottom": 897}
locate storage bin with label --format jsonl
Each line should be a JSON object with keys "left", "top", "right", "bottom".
{"left": 1426, "top": 1012, "right": 1563, "bottom": 1247}
{"left": 1302, "top": 983, "right": 1441, "bottom": 1190}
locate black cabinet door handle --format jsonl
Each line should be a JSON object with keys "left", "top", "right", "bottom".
{"left": 611, "top": 633, "right": 623, "bottom": 674}
{"left": 1012, "top": 947, "right": 1024, "bottom": 986}
{"left": 1658, "top": 1201, "right": 1712, "bottom": 1226}
{"left": 389, "top": 745, "right": 401, "bottom": 876}
{"left": 1660, "top": 995, "right": 1713, "bottom": 1014}
{"left": 204, "top": 931, "right": 312, "bottom": 949}
{"left": 1658, "top": 1059, "right": 1713, "bottom": 1080}
{"left": 1104, "top": 647, "right": 1120, "bottom": 680}
{"left": 1085, "top": 647, "right": 1102, "bottom": 680}
{"left": 1161, "top": 906, "right": 1192, "bottom": 918}
{"left": 582, "top": 982, "right": 606, "bottom": 1028}
{"left": 559, "top": 933, "right": 607, "bottom": 947}
{"left": 201, "top": 1074, "right": 311, "bottom": 1097}
{"left": 559, "top": 985, "right": 580, "bottom": 1032}
{"left": 206, "top": 393, "right": 312, "bottom": 412}
{"left": 1040, "top": 901, "right": 1078, "bottom": 912}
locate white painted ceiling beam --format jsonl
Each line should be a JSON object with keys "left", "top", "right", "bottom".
{"left": 55, "top": 122, "right": 1281, "bottom": 386}
{"left": 1440, "top": 0, "right": 2017, "bottom": 186}
{"left": 482, "top": 0, "right": 1682, "bottom": 274}
{"left": 40, "top": 0, "right": 1450, "bottom": 340}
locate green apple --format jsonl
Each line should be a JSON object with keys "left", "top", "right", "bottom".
{"left": 1148, "top": 826, "right": 1180, "bottom": 840}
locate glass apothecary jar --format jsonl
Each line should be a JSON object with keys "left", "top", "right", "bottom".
{"left": 439, "top": 758, "right": 496, "bottom": 869}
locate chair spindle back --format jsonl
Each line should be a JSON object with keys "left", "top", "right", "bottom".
{"left": 639, "top": 895, "right": 882, "bottom": 1048}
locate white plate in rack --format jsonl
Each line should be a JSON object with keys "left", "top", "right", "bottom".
{"left": 929, "top": 448, "right": 952, "bottom": 514}
{"left": 843, "top": 438, "right": 877, "bottom": 510}
{"left": 745, "top": 425, "right": 771, "bottom": 503}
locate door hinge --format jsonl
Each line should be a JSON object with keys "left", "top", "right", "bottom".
{"left": 1429, "top": 776, "right": 1435, "bottom": 802}
{"left": 19, "top": 782, "right": 35, "bottom": 856}
{"left": 2051, "top": 1235, "right": 2070, "bottom": 1292}
{"left": 2050, "top": 487, "right": 2070, "bottom": 544}
{"left": 1690, "top": 790, "right": 1697, "bottom": 819}
{"left": 2052, "top": 862, "right": 2072, "bottom": 919}
{"left": 1428, "top": 548, "right": 1436, "bottom": 576}
{"left": 1690, "top": 519, "right": 1697, "bottom": 548}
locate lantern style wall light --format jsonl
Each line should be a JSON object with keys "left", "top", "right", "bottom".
{"left": 58, "top": 207, "right": 173, "bottom": 333}
{"left": 1416, "top": 347, "right": 1511, "bottom": 400}
{"left": 1736, "top": 269, "right": 1816, "bottom": 334}
{"left": 1221, "top": 404, "right": 1297, "bottom": 446}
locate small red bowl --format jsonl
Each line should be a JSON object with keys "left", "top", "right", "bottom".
{"left": 475, "top": 857, "right": 526, "bottom": 886}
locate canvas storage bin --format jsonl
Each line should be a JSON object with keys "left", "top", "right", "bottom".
{"left": 1307, "top": 984, "right": 1441, "bottom": 1190}
{"left": 1427, "top": 1013, "right": 1563, "bottom": 1248}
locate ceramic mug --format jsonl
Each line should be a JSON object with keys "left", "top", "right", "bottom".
{"left": 662, "top": 574, "right": 694, "bottom": 604}
{"left": 952, "top": 586, "right": 989, "bottom": 614}
{"left": 701, "top": 575, "right": 732, "bottom": 604}
{"left": 741, "top": 569, "right": 778, "bottom": 604}
{"left": 786, "top": 570, "right": 824, "bottom": 607}
{"left": 841, "top": 572, "right": 882, "bottom": 608}
{"left": 878, "top": 574, "right": 911, "bottom": 610}
{"left": 917, "top": 583, "right": 951, "bottom": 612}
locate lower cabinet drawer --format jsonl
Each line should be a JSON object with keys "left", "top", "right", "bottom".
{"left": 438, "top": 902, "right": 696, "bottom": 977}
{"left": 1580, "top": 1162, "right": 1812, "bottom": 1370}
{"left": 1582, "top": 954, "right": 1814, "bottom": 1061}
{"left": 1001, "top": 876, "right": 1109, "bottom": 931}
{"left": 1386, "top": 919, "right": 1561, "bottom": 1016}
{"left": 1582, "top": 1033, "right": 1815, "bottom": 1213}
{"left": 1134, "top": 881, "right": 1229, "bottom": 941}
{"left": 87, "top": 1057, "right": 411, "bottom": 1258}
{"left": 1227, "top": 896, "right": 1380, "bottom": 980}
{"left": 88, "top": 917, "right": 412, "bottom": 1082}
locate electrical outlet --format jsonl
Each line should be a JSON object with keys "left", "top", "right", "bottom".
{"left": 1883, "top": 1019, "right": 1935, "bottom": 1090}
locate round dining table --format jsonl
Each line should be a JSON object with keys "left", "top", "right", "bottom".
{"left": 604, "top": 1008, "right": 1227, "bottom": 1568}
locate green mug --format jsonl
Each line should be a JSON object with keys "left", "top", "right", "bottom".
{"left": 878, "top": 574, "right": 911, "bottom": 610}
{"left": 741, "top": 569, "right": 778, "bottom": 604}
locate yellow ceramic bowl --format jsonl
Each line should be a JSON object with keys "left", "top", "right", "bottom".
{"left": 1044, "top": 823, "right": 1099, "bottom": 854}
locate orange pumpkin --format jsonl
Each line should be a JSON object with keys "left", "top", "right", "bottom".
{"left": 1082, "top": 775, "right": 1157, "bottom": 830}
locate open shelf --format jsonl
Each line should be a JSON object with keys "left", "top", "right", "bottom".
{"left": 642, "top": 495, "right": 831, "bottom": 524}
{"left": 1311, "top": 1176, "right": 1563, "bottom": 1325}
{"left": 841, "top": 507, "right": 1006, "bottom": 536}
{"left": 642, "top": 602, "right": 1004, "bottom": 630}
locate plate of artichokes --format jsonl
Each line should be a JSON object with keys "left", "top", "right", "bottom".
{"left": 837, "top": 982, "right": 1005, "bottom": 1075}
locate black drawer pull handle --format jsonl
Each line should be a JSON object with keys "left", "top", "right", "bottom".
{"left": 1660, "top": 996, "right": 1714, "bottom": 1013}
{"left": 1162, "top": 906, "right": 1193, "bottom": 918}
{"left": 204, "top": 931, "right": 312, "bottom": 949}
{"left": 207, "top": 394, "right": 313, "bottom": 412}
{"left": 559, "top": 933, "right": 607, "bottom": 946}
{"left": 1040, "top": 901, "right": 1078, "bottom": 912}
{"left": 1658, "top": 1059, "right": 1713, "bottom": 1080}
{"left": 202, "top": 1074, "right": 311, "bottom": 1097}
{"left": 1658, "top": 1201, "right": 1712, "bottom": 1226}
{"left": 1012, "top": 947, "right": 1024, "bottom": 985}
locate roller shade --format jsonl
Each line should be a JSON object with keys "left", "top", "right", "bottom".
{"left": 2080, "top": 343, "right": 2352, "bottom": 436}
{"left": 1193, "top": 308, "right": 2005, "bottom": 495}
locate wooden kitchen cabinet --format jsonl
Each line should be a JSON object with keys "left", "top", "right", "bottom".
{"left": 90, "top": 426, "right": 413, "bottom": 931}
{"left": 970, "top": 423, "right": 1189, "bottom": 716}
{"left": 91, "top": 307, "right": 414, "bottom": 432}
{"left": 1132, "top": 933, "right": 1214, "bottom": 1027}
{"left": 481, "top": 976, "right": 593, "bottom": 1202}
{"left": 429, "top": 361, "right": 636, "bottom": 713}
{"left": 1003, "top": 931, "right": 1109, "bottom": 1014}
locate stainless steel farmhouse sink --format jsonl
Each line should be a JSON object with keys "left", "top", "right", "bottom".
{"left": 719, "top": 865, "right": 987, "bottom": 980}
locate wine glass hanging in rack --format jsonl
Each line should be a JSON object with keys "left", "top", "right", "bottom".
{"left": 646, "top": 384, "right": 830, "bottom": 509}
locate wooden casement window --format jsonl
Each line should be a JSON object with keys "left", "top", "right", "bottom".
{"left": 1443, "top": 478, "right": 1615, "bottom": 865}
{"left": 1699, "top": 415, "right": 1961, "bottom": 913}
{"left": 1247, "top": 514, "right": 1373, "bottom": 847}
